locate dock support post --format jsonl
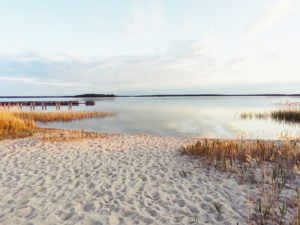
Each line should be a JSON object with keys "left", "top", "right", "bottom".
{"left": 68, "top": 102, "right": 72, "bottom": 111}
{"left": 56, "top": 102, "right": 61, "bottom": 110}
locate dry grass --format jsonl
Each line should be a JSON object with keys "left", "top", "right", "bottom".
{"left": 0, "top": 108, "right": 115, "bottom": 139}
{"left": 240, "top": 112, "right": 269, "bottom": 120}
{"left": 0, "top": 111, "right": 36, "bottom": 139}
{"left": 12, "top": 111, "right": 115, "bottom": 122}
{"left": 241, "top": 102, "right": 300, "bottom": 124}
{"left": 180, "top": 139, "right": 300, "bottom": 169}
{"left": 35, "top": 128, "right": 107, "bottom": 142}
{"left": 180, "top": 139, "right": 300, "bottom": 224}
{"left": 271, "top": 110, "right": 300, "bottom": 124}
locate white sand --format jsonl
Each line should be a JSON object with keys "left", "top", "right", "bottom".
{"left": 0, "top": 134, "right": 252, "bottom": 225}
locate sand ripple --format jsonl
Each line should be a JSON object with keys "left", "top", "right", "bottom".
{"left": 0, "top": 135, "right": 250, "bottom": 225}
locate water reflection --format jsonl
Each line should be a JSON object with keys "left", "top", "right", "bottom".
{"left": 20, "top": 96, "right": 299, "bottom": 139}
{"left": 80, "top": 97, "right": 116, "bottom": 102}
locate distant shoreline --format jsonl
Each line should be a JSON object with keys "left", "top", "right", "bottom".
{"left": 1, "top": 93, "right": 300, "bottom": 98}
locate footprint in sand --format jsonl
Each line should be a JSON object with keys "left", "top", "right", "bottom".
{"left": 147, "top": 208, "right": 158, "bottom": 217}
{"left": 174, "top": 198, "right": 185, "bottom": 207}
{"left": 137, "top": 215, "right": 154, "bottom": 224}
{"left": 56, "top": 210, "right": 82, "bottom": 222}
{"left": 121, "top": 209, "right": 136, "bottom": 217}
{"left": 89, "top": 220, "right": 104, "bottom": 225}
{"left": 15, "top": 206, "right": 35, "bottom": 218}
{"left": 83, "top": 202, "right": 95, "bottom": 212}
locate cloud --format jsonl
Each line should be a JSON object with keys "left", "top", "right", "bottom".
{"left": 0, "top": 76, "right": 88, "bottom": 87}
{"left": 122, "top": 0, "right": 164, "bottom": 40}
{"left": 0, "top": 31, "right": 300, "bottom": 95}
{"left": 0, "top": 36, "right": 220, "bottom": 94}
{"left": 243, "top": 0, "right": 295, "bottom": 39}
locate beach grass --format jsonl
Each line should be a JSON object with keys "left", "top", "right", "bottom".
{"left": 180, "top": 139, "right": 300, "bottom": 224}
{"left": 180, "top": 139, "right": 300, "bottom": 168}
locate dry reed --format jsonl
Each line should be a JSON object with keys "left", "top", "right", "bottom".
{"left": 240, "top": 102, "right": 300, "bottom": 124}
{"left": 180, "top": 139, "right": 300, "bottom": 169}
{"left": 0, "top": 108, "right": 115, "bottom": 139}
{"left": 271, "top": 110, "right": 300, "bottom": 123}
{"left": 240, "top": 112, "right": 269, "bottom": 120}
{"left": 0, "top": 111, "right": 36, "bottom": 139}
{"left": 180, "top": 139, "right": 300, "bottom": 224}
{"left": 12, "top": 111, "right": 115, "bottom": 122}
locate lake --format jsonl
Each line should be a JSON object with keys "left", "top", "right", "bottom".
{"left": 1, "top": 96, "right": 300, "bottom": 139}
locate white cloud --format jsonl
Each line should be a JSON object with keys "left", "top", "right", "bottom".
{"left": 243, "top": 0, "right": 295, "bottom": 39}
{"left": 0, "top": 76, "right": 89, "bottom": 87}
{"left": 122, "top": 0, "right": 164, "bottom": 40}
{"left": 1, "top": 31, "right": 300, "bottom": 95}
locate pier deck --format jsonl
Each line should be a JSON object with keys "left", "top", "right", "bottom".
{"left": 0, "top": 100, "right": 95, "bottom": 107}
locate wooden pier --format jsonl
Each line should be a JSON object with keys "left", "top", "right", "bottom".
{"left": 0, "top": 100, "right": 95, "bottom": 110}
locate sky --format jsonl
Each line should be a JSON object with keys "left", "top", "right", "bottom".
{"left": 0, "top": 0, "right": 299, "bottom": 95}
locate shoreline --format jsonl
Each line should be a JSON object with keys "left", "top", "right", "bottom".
{"left": 33, "top": 127, "right": 300, "bottom": 142}
{"left": 1, "top": 93, "right": 300, "bottom": 98}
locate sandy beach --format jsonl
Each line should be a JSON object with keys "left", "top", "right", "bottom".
{"left": 0, "top": 134, "right": 253, "bottom": 225}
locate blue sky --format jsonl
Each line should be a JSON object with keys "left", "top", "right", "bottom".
{"left": 0, "top": 0, "right": 299, "bottom": 95}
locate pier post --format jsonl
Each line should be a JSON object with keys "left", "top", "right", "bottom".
{"left": 68, "top": 102, "right": 72, "bottom": 111}
{"left": 56, "top": 102, "right": 61, "bottom": 110}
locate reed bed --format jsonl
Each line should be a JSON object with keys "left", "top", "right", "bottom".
{"left": 12, "top": 111, "right": 115, "bottom": 122}
{"left": 0, "top": 108, "right": 115, "bottom": 139}
{"left": 0, "top": 111, "right": 36, "bottom": 139}
{"left": 271, "top": 110, "right": 300, "bottom": 123}
{"left": 240, "top": 112, "right": 269, "bottom": 120}
{"left": 241, "top": 102, "right": 300, "bottom": 124}
{"left": 180, "top": 139, "right": 300, "bottom": 224}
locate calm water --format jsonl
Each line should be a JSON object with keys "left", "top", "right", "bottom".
{"left": 1, "top": 96, "right": 300, "bottom": 139}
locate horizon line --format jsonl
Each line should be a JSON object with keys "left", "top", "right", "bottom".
{"left": 1, "top": 93, "right": 300, "bottom": 98}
